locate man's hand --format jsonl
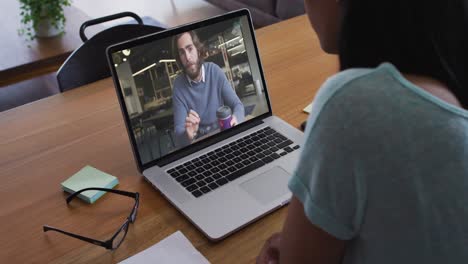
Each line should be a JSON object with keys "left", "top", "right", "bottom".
{"left": 256, "top": 232, "right": 281, "bottom": 264}
{"left": 185, "top": 109, "right": 200, "bottom": 141}
{"left": 230, "top": 115, "right": 238, "bottom": 127}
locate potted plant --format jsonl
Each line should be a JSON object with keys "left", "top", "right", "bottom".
{"left": 19, "top": 0, "right": 72, "bottom": 40}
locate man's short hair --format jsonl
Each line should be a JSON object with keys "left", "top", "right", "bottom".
{"left": 172, "top": 31, "right": 205, "bottom": 69}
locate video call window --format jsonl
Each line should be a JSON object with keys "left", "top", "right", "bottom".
{"left": 112, "top": 16, "right": 269, "bottom": 165}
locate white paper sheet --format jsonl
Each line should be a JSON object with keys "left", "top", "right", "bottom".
{"left": 303, "top": 102, "right": 313, "bottom": 114}
{"left": 119, "top": 231, "right": 210, "bottom": 264}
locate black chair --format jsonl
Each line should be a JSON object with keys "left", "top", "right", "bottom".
{"left": 56, "top": 12, "right": 165, "bottom": 92}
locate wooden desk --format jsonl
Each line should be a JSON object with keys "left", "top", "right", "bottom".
{"left": 0, "top": 0, "right": 99, "bottom": 86}
{"left": 0, "top": 15, "right": 337, "bottom": 263}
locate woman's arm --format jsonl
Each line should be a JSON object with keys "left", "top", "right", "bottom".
{"left": 257, "top": 196, "right": 346, "bottom": 264}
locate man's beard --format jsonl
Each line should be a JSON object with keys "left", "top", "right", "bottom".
{"left": 184, "top": 59, "right": 202, "bottom": 80}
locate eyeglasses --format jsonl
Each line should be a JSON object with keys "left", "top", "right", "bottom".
{"left": 43, "top": 188, "right": 140, "bottom": 250}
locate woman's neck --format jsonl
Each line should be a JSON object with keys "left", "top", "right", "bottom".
{"left": 403, "top": 74, "right": 463, "bottom": 108}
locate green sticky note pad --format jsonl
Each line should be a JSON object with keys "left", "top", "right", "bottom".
{"left": 61, "top": 166, "right": 119, "bottom": 204}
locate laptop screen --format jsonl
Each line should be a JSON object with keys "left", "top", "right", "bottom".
{"left": 109, "top": 12, "right": 270, "bottom": 167}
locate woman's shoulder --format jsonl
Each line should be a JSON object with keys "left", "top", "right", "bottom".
{"left": 317, "top": 63, "right": 397, "bottom": 102}
{"left": 312, "top": 63, "right": 402, "bottom": 116}
{"left": 304, "top": 63, "right": 412, "bottom": 139}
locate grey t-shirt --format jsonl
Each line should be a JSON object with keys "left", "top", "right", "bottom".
{"left": 173, "top": 62, "right": 245, "bottom": 147}
{"left": 289, "top": 63, "right": 468, "bottom": 263}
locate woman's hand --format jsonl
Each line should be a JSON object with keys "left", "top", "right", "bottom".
{"left": 256, "top": 232, "right": 281, "bottom": 264}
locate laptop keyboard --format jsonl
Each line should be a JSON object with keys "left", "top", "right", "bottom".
{"left": 166, "top": 126, "right": 300, "bottom": 198}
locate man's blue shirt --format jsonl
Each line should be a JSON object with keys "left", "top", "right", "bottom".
{"left": 173, "top": 62, "right": 245, "bottom": 147}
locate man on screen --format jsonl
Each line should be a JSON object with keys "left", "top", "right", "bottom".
{"left": 172, "top": 31, "right": 245, "bottom": 147}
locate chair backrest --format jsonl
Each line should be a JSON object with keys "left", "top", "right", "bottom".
{"left": 57, "top": 12, "right": 164, "bottom": 92}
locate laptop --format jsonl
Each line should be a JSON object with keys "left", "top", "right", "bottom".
{"left": 107, "top": 9, "right": 304, "bottom": 241}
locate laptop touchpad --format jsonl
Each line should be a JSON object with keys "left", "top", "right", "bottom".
{"left": 240, "top": 166, "right": 291, "bottom": 205}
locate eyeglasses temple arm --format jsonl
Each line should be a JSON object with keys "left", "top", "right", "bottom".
{"left": 66, "top": 188, "right": 138, "bottom": 203}
{"left": 43, "top": 225, "right": 110, "bottom": 249}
